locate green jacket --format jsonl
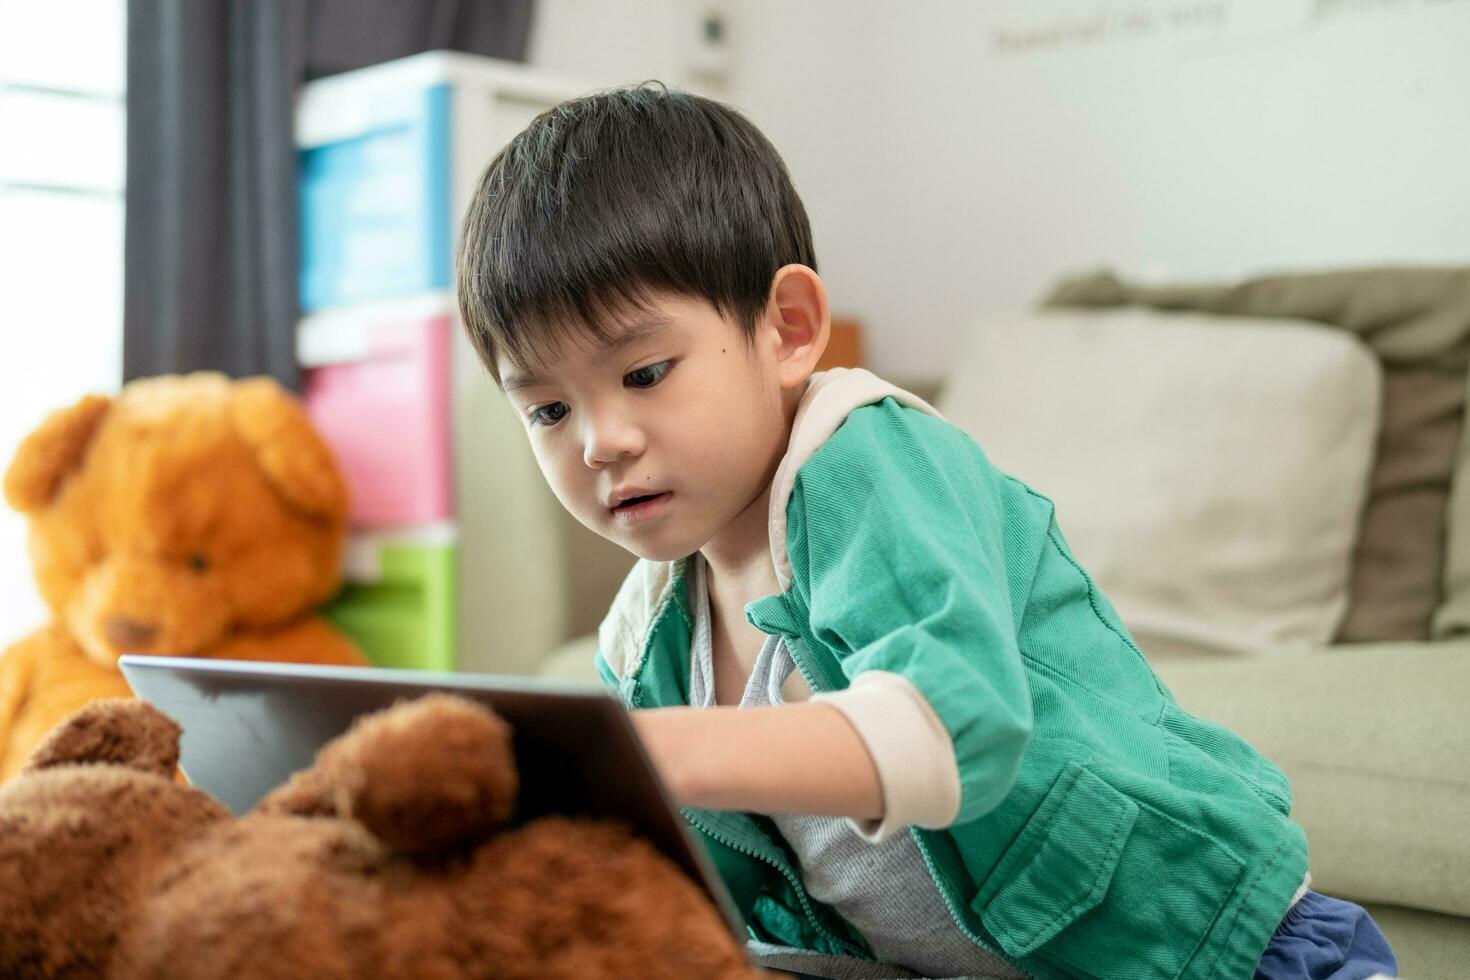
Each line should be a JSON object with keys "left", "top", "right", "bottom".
{"left": 595, "top": 369, "right": 1307, "bottom": 980}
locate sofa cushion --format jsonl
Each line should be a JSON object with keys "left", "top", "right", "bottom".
{"left": 1043, "top": 266, "right": 1470, "bottom": 643}
{"left": 939, "top": 309, "right": 1381, "bottom": 654}
{"left": 1337, "top": 368, "right": 1463, "bottom": 641}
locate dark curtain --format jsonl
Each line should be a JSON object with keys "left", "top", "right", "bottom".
{"left": 124, "top": 0, "right": 535, "bottom": 390}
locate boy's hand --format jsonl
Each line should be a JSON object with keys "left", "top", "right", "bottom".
{"left": 630, "top": 703, "right": 883, "bottom": 821}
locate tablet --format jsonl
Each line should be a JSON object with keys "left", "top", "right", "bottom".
{"left": 118, "top": 655, "right": 743, "bottom": 940}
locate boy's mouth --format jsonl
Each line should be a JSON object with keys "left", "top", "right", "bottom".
{"left": 618, "top": 493, "right": 659, "bottom": 507}
{"left": 612, "top": 491, "right": 664, "bottom": 509}
{"left": 609, "top": 491, "right": 673, "bottom": 522}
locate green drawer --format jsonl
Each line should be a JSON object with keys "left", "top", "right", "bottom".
{"left": 324, "top": 537, "right": 456, "bottom": 671}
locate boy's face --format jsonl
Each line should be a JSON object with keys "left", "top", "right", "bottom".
{"left": 497, "top": 294, "right": 792, "bottom": 563}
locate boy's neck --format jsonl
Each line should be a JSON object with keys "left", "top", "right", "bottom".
{"left": 699, "top": 377, "right": 807, "bottom": 606}
{"left": 699, "top": 481, "right": 781, "bottom": 705}
{"left": 699, "top": 482, "right": 779, "bottom": 604}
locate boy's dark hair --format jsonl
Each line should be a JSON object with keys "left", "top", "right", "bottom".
{"left": 456, "top": 82, "right": 817, "bottom": 380}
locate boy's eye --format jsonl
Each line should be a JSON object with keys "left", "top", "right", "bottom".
{"left": 625, "top": 361, "right": 672, "bottom": 389}
{"left": 529, "top": 402, "right": 569, "bottom": 427}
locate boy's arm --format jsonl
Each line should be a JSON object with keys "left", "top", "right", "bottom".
{"left": 778, "top": 401, "right": 1035, "bottom": 834}
{"left": 631, "top": 701, "right": 884, "bottom": 820}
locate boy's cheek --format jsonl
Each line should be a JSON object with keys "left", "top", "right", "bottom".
{"left": 532, "top": 457, "right": 592, "bottom": 520}
{"left": 531, "top": 448, "right": 580, "bottom": 495}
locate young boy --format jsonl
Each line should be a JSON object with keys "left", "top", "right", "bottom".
{"left": 455, "top": 84, "right": 1398, "bottom": 980}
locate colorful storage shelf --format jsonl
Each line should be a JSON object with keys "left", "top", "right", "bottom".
{"left": 296, "top": 52, "right": 609, "bottom": 674}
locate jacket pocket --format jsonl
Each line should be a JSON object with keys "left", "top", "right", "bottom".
{"left": 973, "top": 762, "right": 1137, "bottom": 959}
{"left": 974, "top": 761, "right": 1248, "bottom": 979}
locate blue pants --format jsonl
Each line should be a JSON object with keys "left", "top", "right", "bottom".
{"left": 1254, "top": 891, "right": 1398, "bottom": 980}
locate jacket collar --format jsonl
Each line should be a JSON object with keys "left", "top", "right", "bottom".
{"left": 766, "top": 368, "right": 944, "bottom": 589}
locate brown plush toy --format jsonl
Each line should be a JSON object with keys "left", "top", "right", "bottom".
{"left": 0, "top": 372, "right": 368, "bottom": 783}
{"left": 0, "top": 694, "right": 760, "bottom": 980}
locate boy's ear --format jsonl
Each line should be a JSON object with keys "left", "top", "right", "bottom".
{"left": 766, "top": 264, "right": 831, "bottom": 391}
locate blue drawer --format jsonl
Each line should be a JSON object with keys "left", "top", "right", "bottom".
{"left": 299, "top": 83, "right": 453, "bottom": 312}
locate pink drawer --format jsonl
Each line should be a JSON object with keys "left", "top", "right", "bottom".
{"left": 303, "top": 314, "right": 453, "bottom": 529}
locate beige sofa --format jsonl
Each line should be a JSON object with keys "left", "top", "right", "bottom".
{"left": 543, "top": 268, "right": 1470, "bottom": 978}
{"left": 1021, "top": 268, "right": 1470, "bottom": 979}
{"left": 1153, "top": 639, "right": 1468, "bottom": 979}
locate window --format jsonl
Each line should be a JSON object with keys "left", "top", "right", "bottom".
{"left": 0, "top": 0, "right": 125, "bottom": 636}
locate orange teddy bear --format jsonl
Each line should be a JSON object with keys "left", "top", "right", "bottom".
{"left": 0, "top": 372, "right": 368, "bottom": 781}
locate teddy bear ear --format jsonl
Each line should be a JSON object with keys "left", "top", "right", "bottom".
{"left": 256, "top": 694, "right": 519, "bottom": 857}
{"left": 24, "top": 698, "right": 181, "bottom": 779}
{"left": 3, "top": 394, "right": 113, "bottom": 514}
{"left": 227, "top": 377, "right": 348, "bottom": 521}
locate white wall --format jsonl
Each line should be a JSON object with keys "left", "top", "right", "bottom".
{"left": 528, "top": 0, "right": 730, "bottom": 97}
{"left": 529, "top": 0, "right": 1470, "bottom": 378}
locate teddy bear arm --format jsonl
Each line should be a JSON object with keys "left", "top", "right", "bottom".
{"left": 0, "top": 634, "right": 37, "bottom": 763}
{"left": 209, "top": 617, "right": 370, "bottom": 667}
{"left": 1, "top": 628, "right": 145, "bottom": 784}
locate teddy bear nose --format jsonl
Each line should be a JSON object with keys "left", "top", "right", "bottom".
{"left": 105, "top": 616, "right": 159, "bottom": 651}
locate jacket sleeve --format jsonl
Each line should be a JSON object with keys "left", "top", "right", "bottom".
{"left": 784, "top": 401, "right": 1035, "bottom": 829}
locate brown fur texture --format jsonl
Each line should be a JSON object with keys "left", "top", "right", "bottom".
{"left": 0, "top": 694, "right": 761, "bottom": 980}
{"left": 0, "top": 373, "right": 369, "bottom": 782}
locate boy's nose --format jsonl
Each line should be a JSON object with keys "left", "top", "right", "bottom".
{"left": 582, "top": 415, "right": 646, "bottom": 468}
